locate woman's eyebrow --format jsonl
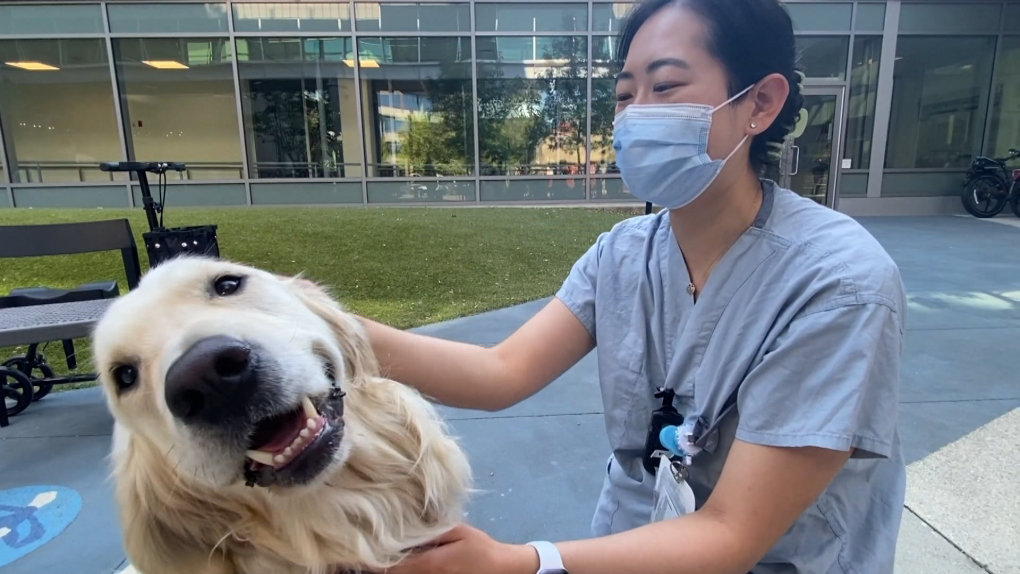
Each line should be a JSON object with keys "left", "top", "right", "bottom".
{"left": 615, "top": 57, "right": 690, "bottom": 84}
{"left": 648, "top": 57, "right": 691, "bottom": 73}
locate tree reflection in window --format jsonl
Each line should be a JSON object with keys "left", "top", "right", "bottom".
{"left": 475, "top": 34, "right": 588, "bottom": 177}
{"left": 359, "top": 36, "right": 475, "bottom": 177}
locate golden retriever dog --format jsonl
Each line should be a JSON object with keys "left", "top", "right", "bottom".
{"left": 92, "top": 256, "right": 473, "bottom": 574}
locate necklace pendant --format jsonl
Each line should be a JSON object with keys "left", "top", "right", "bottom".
{"left": 686, "top": 283, "right": 696, "bottom": 295}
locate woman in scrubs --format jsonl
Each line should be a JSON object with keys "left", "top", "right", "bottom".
{"left": 360, "top": 0, "right": 907, "bottom": 572}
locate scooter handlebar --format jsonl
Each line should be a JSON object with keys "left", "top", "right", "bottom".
{"left": 99, "top": 161, "right": 187, "bottom": 173}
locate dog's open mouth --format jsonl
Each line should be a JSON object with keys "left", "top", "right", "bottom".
{"left": 242, "top": 368, "right": 346, "bottom": 488}
{"left": 245, "top": 396, "right": 329, "bottom": 469}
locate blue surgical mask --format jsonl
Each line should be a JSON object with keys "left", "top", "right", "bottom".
{"left": 612, "top": 85, "right": 753, "bottom": 210}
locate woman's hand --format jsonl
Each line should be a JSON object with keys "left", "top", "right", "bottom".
{"left": 384, "top": 523, "right": 538, "bottom": 574}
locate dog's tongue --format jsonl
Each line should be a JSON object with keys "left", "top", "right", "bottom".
{"left": 251, "top": 409, "right": 307, "bottom": 453}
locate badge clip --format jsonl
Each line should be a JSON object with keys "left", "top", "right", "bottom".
{"left": 642, "top": 387, "right": 685, "bottom": 475}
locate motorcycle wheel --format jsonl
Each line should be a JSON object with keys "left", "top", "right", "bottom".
{"left": 961, "top": 175, "right": 1008, "bottom": 218}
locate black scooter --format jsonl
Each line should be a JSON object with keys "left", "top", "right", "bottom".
{"left": 99, "top": 161, "right": 221, "bottom": 267}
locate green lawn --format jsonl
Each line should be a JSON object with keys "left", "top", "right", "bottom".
{"left": 1, "top": 206, "right": 635, "bottom": 389}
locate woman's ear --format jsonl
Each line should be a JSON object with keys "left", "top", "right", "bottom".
{"left": 746, "top": 72, "right": 791, "bottom": 136}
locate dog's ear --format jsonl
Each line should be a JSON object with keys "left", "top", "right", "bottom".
{"left": 282, "top": 276, "right": 380, "bottom": 385}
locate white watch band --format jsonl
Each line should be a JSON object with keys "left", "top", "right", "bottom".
{"left": 526, "top": 540, "right": 566, "bottom": 573}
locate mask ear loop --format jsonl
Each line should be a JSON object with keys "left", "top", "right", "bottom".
{"left": 711, "top": 83, "right": 755, "bottom": 113}
{"left": 722, "top": 133, "right": 750, "bottom": 164}
{"left": 712, "top": 83, "right": 755, "bottom": 163}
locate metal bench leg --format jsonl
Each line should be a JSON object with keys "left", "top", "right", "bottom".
{"left": 62, "top": 340, "right": 77, "bottom": 370}
{"left": 0, "top": 383, "right": 8, "bottom": 427}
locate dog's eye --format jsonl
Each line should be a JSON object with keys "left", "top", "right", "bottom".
{"left": 214, "top": 275, "right": 244, "bottom": 297}
{"left": 113, "top": 365, "right": 138, "bottom": 391}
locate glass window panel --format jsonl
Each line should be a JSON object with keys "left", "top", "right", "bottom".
{"left": 475, "top": 4, "right": 587, "bottom": 33}
{"left": 1006, "top": 6, "right": 1020, "bottom": 33}
{"left": 0, "top": 39, "right": 122, "bottom": 184}
{"left": 480, "top": 178, "right": 584, "bottom": 201}
{"left": 590, "top": 177, "right": 632, "bottom": 200}
{"left": 844, "top": 36, "right": 882, "bottom": 169}
{"left": 885, "top": 36, "right": 996, "bottom": 169}
{"left": 476, "top": 36, "right": 587, "bottom": 176}
{"left": 796, "top": 36, "right": 849, "bottom": 79}
{"left": 591, "top": 36, "right": 619, "bottom": 172}
{"left": 0, "top": 4, "right": 104, "bottom": 35}
{"left": 113, "top": 38, "right": 243, "bottom": 180}
{"left": 237, "top": 37, "right": 360, "bottom": 178}
{"left": 593, "top": 3, "right": 634, "bottom": 33}
{"left": 250, "top": 181, "right": 363, "bottom": 204}
{"left": 131, "top": 182, "right": 246, "bottom": 205}
{"left": 355, "top": 3, "right": 470, "bottom": 33}
{"left": 855, "top": 3, "right": 886, "bottom": 32}
{"left": 785, "top": 3, "right": 852, "bottom": 32}
{"left": 233, "top": 3, "right": 351, "bottom": 33}
{"left": 367, "top": 179, "right": 474, "bottom": 202}
{"left": 988, "top": 36, "right": 1020, "bottom": 158}
{"left": 358, "top": 37, "right": 474, "bottom": 177}
{"left": 898, "top": 3, "right": 1001, "bottom": 34}
{"left": 108, "top": 3, "right": 229, "bottom": 34}
{"left": 13, "top": 186, "right": 128, "bottom": 208}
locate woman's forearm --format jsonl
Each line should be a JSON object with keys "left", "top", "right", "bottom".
{"left": 498, "top": 512, "right": 755, "bottom": 574}
{"left": 557, "top": 512, "right": 754, "bottom": 574}
{"left": 358, "top": 316, "right": 515, "bottom": 411}
{"left": 357, "top": 298, "right": 595, "bottom": 413}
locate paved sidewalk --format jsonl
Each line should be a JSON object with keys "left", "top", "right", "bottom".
{"left": 2, "top": 215, "right": 1018, "bottom": 574}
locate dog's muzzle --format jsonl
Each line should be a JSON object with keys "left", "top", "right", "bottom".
{"left": 164, "top": 335, "right": 347, "bottom": 488}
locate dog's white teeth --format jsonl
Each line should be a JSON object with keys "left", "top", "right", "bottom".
{"left": 301, "top": 396, "right": 318, "bottom": 419}
{"left": 299, "top": 428, "right": 310, "bottom": 438}
{"left": 246, "top": 450, "right": 276, "bottom": 466}
{"left": 306, "top": 418, "right": 317, "bottom": 430}
{"left": 273, "top": 454, "right": 287, "bottom": 464}
{"left": 283, "top": 447, "right": 293, "bottom": 457}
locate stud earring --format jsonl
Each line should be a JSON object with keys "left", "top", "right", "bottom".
{"left": 750, "top": 122, "right": 758, "bottom": 130}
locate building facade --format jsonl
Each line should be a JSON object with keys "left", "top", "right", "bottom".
{"left": 0, "top": 0, "right": 1017, "bottom": 214}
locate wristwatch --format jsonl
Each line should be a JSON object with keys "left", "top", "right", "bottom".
{"left": 526, "top": 540, "right": 569, "bottom": 574}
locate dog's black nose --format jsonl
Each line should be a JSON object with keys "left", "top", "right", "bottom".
{"left": 165, "top": 336, "right": 255, "bottom": 425}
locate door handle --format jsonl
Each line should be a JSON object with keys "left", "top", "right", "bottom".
{"left": 789, "top": 145, "right": 800, "bottom": 176}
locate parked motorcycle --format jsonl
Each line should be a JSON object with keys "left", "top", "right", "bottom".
{"left": 960, "top": 148, "right": 1020, "bottom": 218}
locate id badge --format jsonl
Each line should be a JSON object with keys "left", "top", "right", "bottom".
{"left": 650, "top": 454, "right": 696, "bottom": 522}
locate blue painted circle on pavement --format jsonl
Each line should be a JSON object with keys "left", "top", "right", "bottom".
{"left": 0, "top": 485, "right": 83, "bottom": 568}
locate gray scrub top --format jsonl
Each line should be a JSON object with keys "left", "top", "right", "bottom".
{"left": 556, "top": 180, "right": 907, "bottom": 574}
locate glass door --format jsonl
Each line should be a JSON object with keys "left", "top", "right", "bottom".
{"left": 780, "top": 86, "right": 845, "bottom": 209}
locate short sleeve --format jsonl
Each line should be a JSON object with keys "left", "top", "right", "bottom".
{"left": 555, "top": 232, "right": 607, "bottom": 341}
{"left": 735, "top": 301, "right": 904, "bottom": 459}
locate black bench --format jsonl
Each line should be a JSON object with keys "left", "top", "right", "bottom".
{"left": 0, "top": 219, "right": 141, "bottom": 427}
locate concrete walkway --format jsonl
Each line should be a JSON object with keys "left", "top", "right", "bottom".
{"left": 2, "top": 215, "right": 1018, "bottom": 574}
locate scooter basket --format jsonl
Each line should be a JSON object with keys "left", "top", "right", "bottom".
{"left": 142, "top": 225, "right": 220, "bottom": 268}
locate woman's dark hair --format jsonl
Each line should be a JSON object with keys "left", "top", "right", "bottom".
{"left": 616, "top": 0, "right": 804, "bottom": 172}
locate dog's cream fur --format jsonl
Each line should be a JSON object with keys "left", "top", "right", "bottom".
{"left": 92, "top": 257, "right": 473, "bottom": 574}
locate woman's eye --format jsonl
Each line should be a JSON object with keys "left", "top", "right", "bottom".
{"left": 653, "top": 82, "right": 683, "bottom": 93}
{"left": 113, "top": 365, "right": 138, "bottom": 391}
{"left": 214, "top": 275, "right": 244, "bottom": 296}
{"left": 616, "top": 93, "right": 633, "bottom": 103}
